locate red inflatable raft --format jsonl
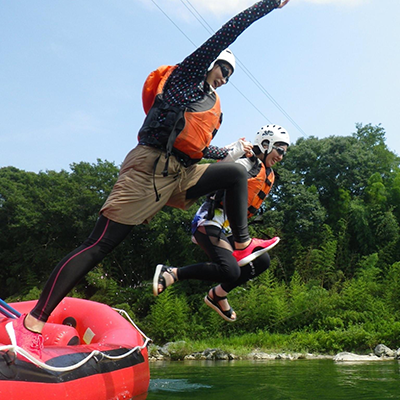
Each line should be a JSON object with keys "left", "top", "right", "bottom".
{"left": 0, "top": 297, "right": 150, "bottom": 399}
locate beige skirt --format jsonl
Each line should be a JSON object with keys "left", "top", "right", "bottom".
{"left": 100, "top": 145, "right": 209, "bottom": 225}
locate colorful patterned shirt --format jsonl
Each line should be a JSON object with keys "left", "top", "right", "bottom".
{"left": 138, "top": 0, "right": 280, "bottom": 159}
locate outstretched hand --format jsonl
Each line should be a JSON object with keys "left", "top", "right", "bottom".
{"left": 278, "top": 0, "right": 290, "bottom": 8}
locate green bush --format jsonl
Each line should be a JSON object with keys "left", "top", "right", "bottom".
{"left": 145, "top": 288, "right": 192, "bottom": 343}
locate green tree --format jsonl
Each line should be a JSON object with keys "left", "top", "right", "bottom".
{"left": 0, "top": 160, "right": 119, "bottom": 297}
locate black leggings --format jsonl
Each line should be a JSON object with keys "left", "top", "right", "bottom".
{"left": 178, "top": 225, "right": 270, "bottom": 293}
{"left": 186, "top": 162, "right": 249, "bottom": 243}
{"left": 31, "top": 215, "right": 133, "bottom": 321}
{"left": 31, "top": 161, "right": 250, "bottom": 322}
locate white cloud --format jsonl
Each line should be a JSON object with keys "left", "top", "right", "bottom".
{"left": 138, "top": 0, "right": 370, "bottom": 18}
{"left": 182, "top": 0, "right": 254, "bottom": 14}
{"left": 298, "top": 0, "right": 370, "bottom": 5}
{"left": 138, "top": 0, "right": 261, "bottom": 18}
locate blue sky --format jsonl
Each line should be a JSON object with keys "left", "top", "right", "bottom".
{"left": 1, "top": 0, "right": 399, "bottom": 173}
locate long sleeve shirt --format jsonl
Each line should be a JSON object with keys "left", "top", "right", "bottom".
{"left": 139, "top": 0, "right": 281, "bottom": 159}
{"left": 163, "top": 0, "right": 281, "bottom": 107}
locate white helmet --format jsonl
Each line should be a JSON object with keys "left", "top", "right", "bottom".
{"left": 253, "top": 125, "right": 290, "bottom": 154}
{"left": 208, "top": 48, "right": 236, "bottom": 73}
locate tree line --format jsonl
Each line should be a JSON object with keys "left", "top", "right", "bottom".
{"left": 1, "top": 123, "right": 400, "bottom": 353}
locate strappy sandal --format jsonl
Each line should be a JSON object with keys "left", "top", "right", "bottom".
{"left": 204, "top": 287, "right": 236, "bottom": 322}
{"left": 153, "top": 264, "right": 178, "bottom": 296}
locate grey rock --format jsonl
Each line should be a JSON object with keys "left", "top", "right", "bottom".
{"left": 374, "top": 344, "right": 394, "bottom": 358}
{"left": 333, "top": 352, "right": 381, "bottom": 362}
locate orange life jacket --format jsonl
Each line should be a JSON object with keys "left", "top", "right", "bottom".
{"left": 139, "top": 65, "right": 223, "bottom": 167}
{"left": 142, "top": 65, "right": 176, "bottom": 114}
{"left": 207, "top": 160, "right": 274, "bottom": 220}
{"left": 172, "top": 93, "right": 221, "bottom": 162}
{"left": 247, "top": 162, "right": 275, "bottom": 218}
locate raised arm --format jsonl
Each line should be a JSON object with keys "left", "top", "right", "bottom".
{"left": 167, "top": 0, "right": 287, "bottom": 89}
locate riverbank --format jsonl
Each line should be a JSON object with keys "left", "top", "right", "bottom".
{"left": 149, "top": 341, "right": 400, "bottom": 362}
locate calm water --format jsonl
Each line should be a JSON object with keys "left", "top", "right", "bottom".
{"left": 140, "top": 359, "right": 400, "bottom": 400}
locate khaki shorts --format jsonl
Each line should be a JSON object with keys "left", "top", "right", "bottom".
{"left": 100, "top": 145, "right": 209, "bottom": 225}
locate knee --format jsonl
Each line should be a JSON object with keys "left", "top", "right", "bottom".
{"left": 224, "top": 262, "right": 241, "bottom": 282}
{"left": 81, "top": 237, "right": 115, "bottom": 259}
{"left": 232, "top": 163, "right": 247, "bottom": 182}
{"left": 252, "top": 253, "right": 270, "bottom": 275}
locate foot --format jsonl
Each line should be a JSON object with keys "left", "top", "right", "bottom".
{"left": 204, "top": 287, "right": 236, "bottom": 322}
{"left": 6, "top": 314, "right": 44, "bottom": 359}
{"left": 153, "top": 264, "right": 178, "bottom": 296}
{"left": 233, "top": 237, "right": 280, "bottom": 266}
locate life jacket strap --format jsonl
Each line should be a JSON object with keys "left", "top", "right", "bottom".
{"left": 153, "top": 155, "right": 162, "bottom": 202}
{"left": 162, "top": 108, "right": 186, "bottom": 176}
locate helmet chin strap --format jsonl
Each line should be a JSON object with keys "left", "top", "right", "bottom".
{"left": 253, "top": 146, "right": 269, "bottom": 164}
{"left": 263, "top": 144, "right": 274, "bottom": 164}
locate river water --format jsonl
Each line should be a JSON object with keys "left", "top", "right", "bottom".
{"left": 142, "top": 359, "right": 400, "bottom": 399}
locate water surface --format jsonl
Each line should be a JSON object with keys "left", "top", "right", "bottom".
{"left": 144, "top": 359, "right": 400, "bottom": 399}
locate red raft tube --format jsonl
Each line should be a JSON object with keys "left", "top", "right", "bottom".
{"left": 0, "top": 297, "right": 150, "bottom": 400}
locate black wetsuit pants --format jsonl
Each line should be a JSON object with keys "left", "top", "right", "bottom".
{"left": 31, "top": 162, "right": 250, "bottom": 322}
{"left": 178, "top": 225, "right": 270, "bottom": 292}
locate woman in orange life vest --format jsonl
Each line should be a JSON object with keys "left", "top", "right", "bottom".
{"left": 153, "top": 125, "right": 290, "bottom": 322}
{"left": 7, "top": 0, "right": 291, "bottom": 358}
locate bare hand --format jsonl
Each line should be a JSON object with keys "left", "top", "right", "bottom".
{"left": 278, "top": 0, "right": 290, "bottom": 9}
{"left": 239, "top": 138, "right": 253, "bottom": 158}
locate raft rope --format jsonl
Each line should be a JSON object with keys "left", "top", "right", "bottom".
{"left": 0, "top": 307, "right": 151, "bottom": 373}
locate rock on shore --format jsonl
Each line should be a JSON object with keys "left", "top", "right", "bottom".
{"left": 334, "top": 344, "right": 398, "bottom": 362}
{"left": 149, "top": 342, "right": 400, "bottom": 362}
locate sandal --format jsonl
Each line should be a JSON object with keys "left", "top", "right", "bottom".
{"left": 153, "top": 264, "right": 178, "bottom": 296}
{"left": 204, "top": 287, "right": 236, "bottom": 322}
